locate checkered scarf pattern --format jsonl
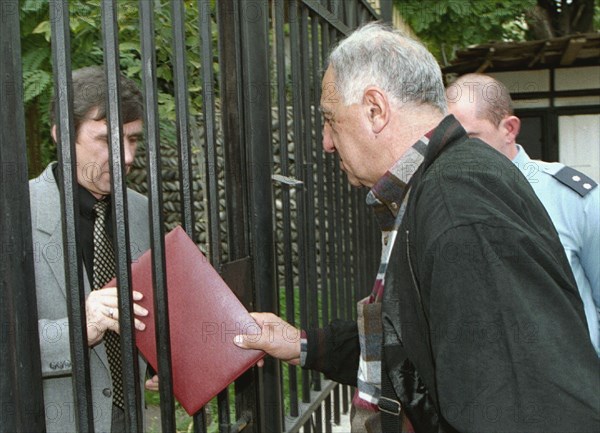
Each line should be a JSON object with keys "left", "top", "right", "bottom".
{"left": 355, "top": 136, "right": 429, "bottom": 408}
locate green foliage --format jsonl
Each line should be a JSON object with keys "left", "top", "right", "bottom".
{"left": 396, "top": 0, "right": 600, "bottom": 63}
{"left": 23, "top": 69, "right": 52, "bottom": 103}
{"left": 21, "top": 0, "right": 217, "bottom": 174}
{"left": 394, "top": 0, "right": 537, "bottom": 62}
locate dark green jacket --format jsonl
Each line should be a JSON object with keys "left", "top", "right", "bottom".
{"left": 383, "top": 116, "right": 600, "bottom": 432}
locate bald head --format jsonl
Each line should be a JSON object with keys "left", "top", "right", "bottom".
{"left": 446, "top": 73, "right": 520, "bottom": 159}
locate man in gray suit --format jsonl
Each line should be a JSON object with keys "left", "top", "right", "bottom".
{"left": 30, "top": 66, "right": 157, "bottom": 432}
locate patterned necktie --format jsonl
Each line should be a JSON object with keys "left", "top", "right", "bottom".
{"left": 92, "top": 199, "right": 124, "bottom": 409}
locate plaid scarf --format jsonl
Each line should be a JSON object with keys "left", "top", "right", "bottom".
{"left": 354, "top": 136, "right": 429, "bottom": 409}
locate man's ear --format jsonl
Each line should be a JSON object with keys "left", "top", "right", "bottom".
{"left": 51, "top": 125, "right": 57, "bottom": 143}
{"left": 501, "top": 115, "right": 521, "bottom": 143}
{"left": 363, "top": 87, "right": 389, "bottom": 134}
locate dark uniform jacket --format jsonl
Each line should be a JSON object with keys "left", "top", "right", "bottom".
{"left": 305, "top": 116, "right": 600, "bottom": 433}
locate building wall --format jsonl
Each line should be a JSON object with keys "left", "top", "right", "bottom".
{"left": 489, "top": 66, "right": 600, "bottom": 180}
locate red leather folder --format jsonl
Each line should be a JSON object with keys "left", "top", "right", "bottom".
{"left": 106, "top": 226, "right": 264, "bottom": 415}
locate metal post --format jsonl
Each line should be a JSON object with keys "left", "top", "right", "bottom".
{"left": 239, "top": 1, "right": 283, "bottom": 432}
{"left": 49, "top": 1, "right": 96, "bottom": 431}
{"left": 0, "top": 1, "right": 46, "bottom": 430}
{"left": 379, "top": 0, "right": 394, "bottom": 24}
{"left": 274, "top": 0, "right": 300, "bottom": 419}
{"left": 217, "top": 0, "right": 249, "bottom": 259}
{"left": 101, "top": 1, "right": 142, "bottom": 430}
{"left": 139, "top": 1, "right": 176, "bottom": 431}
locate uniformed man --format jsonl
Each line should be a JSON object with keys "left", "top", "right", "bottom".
{"left": 447, "top": 73, "right": 600, "bottom": 355}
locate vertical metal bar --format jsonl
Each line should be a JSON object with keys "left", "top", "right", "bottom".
{"left": 379, "top": 0, "right": 393, "bottom": 21}
{"left": 349, "top": 187, "right": 357, "bottom": 306}
{"left": 325, "top": 395, "right": 332, "bottom": 433}
{"left": 308, "top": 11, "right": 326, "bottom": 397}
{"left": 138, "top": 2, "right": 176, "bottom": 432}
{"left": 343, "top": 186, "right": 352, "bottom": 320}
{"left": 217, "top": 0, "right": 248, "bottom": 259}
{"left": 191, "top": 1, "right": 230, "bottom": 430}
{"left": 358, "top": 191, "right": 364, "bottom": 301}
{"left": 217, "top": 387, "right": 231, "bottom": 433}
{"left": 355, "top": 195, "right": 361, "bottom": 301}
{"left": 300, "top": 5, "right": 321, "bottom": 398}
{"left": 363, "top": 190, "right": 370, "bottom": 298}
{"left": 333, "top": 384, "right": 341, "bottom": 425}
{"left": 193, "top": 1, "right": 215, "bottom": 430}
{"left": 365, "top": 202, "right": 374, "bottom": 286}
{"left": 321, "top": 23, "right": 335, "bottom": 336}
{"left": 199, "top": 0, "right": 220, "bottom": 263}
{"left": 332, "top": 0, "right": 343, "bottom": 22}
{"left": 274, "top": 0, "right": 299, "bottom": 418}
{"left": 325, "top": 154, "right": 340, "bottom": 424}
{"left": 313, "top": 16, "right": 329, "bottom": 332}
{"left": 101, "top": 1, "right": 142, "bottom": 431}
{"left": 340, "top": 173, "right": 351, "bottom": 413}
{"left": 357, "top": 190, "right": 368, "bottom": 298}
{"left": 239, "top": 2, "right": 282, "bottom": 432}
{"left": 201, "top": 1, "right": 231, "bottom": 429}
{"left": 321, "top": 15, "right": 344, "bottom": 427}
{"left": 220, "top": 0, "right": 261, "bottom": 430}
{"left": 326, "top": 153, "right": 337, "bottom": 326}
{"left": 333, "top": 163, "right": 344, "bottom": 426}
{"left": 315, "top": 405, "right": 323, "bottom": 433}
{"left": 304, "top": 418, "right": 313, "bottom": 433}
{"left": 216, "top": 1, "right": 262, "bottom": 431}
{"left": 342, "top": 180, "right": 352, "bottom": 424}
{"left": 192, "top": 403, "right": 207, "bottom": 433}
{"left": 49, "top": 2, "right": 95, "bottom": 431}
{"left": 345, "top": 0, "right": 357, "bottom": 28}
{"left": 301, "top": 3, "right": 316, "bottom": 330}
{"left": 0, "top": 1, "right": 46, "bottom": 430}
{"left": 353, "top": 190, "right": 359, "bottom": 303}
{"left": 334, "top": 165, "right": 345, "bottom": 321}
{"left": 171, "top": 0, "right": 196, "bottom": 239}
{"left": 353, "top": 189, "right": 361, "bottom": 304}
{"left": 290, "top": 0, "right": 311, "bottom": 405}
{"left": 345, "top": 185, "right": 352, "bottom": 321}
{"left": 343, "top": 385, "right": 350, "bottom": 415}
{"left": 359, "top": 7, "right": 367, "bottom": 25}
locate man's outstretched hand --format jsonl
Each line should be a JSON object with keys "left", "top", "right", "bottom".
{"left": 234, "top": 312, "right": 301, "bottom": 367}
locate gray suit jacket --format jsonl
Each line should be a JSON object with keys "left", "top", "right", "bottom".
{"left": 30, "top": 163, "right": 151, "bottom": 433}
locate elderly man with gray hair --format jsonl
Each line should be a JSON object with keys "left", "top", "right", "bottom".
{"left": 235, "top": 23, "right": 600, "bottom": 433}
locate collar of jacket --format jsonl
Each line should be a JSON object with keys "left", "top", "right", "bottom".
{"left": 367, "top": 115, "right": 466, "bottom": 232}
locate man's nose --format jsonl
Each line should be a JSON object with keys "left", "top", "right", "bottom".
{"left": 322, "top": 126, "right": 335, "bottom": 153}
{"left": 123, "top": 140, "right": 136, "bottom": 166}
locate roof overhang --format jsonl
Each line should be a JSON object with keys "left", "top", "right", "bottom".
{"left": 443, "top": 32, "right": 600, "bottom": 76}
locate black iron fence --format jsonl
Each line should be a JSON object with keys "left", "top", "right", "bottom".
{"left": 1, "top": 1, "right": 390, "bottom": 432}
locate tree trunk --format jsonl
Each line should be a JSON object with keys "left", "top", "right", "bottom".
{"left": 568, "top": 0, "right": 595, "bottom": 34}
{"left": 527, "top": 3, "right": 555, "bottom": 39}
{"left": 530, "top": 0, "right": 596, "bottom": 39}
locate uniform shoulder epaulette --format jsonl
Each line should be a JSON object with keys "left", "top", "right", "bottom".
{"left": 552, "top": 166, "right": 598, "bottom": 197}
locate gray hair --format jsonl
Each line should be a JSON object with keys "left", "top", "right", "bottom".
{"left": 327, "top": 22, "right": 446, "bottom": 113}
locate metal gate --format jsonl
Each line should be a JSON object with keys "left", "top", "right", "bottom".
{"left": 1, "top": 1, "right": 390, "bottom": 432}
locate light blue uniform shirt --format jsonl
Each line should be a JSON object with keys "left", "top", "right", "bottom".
{"left": 513, "top": 145, "right": 600, "bottom": 355}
